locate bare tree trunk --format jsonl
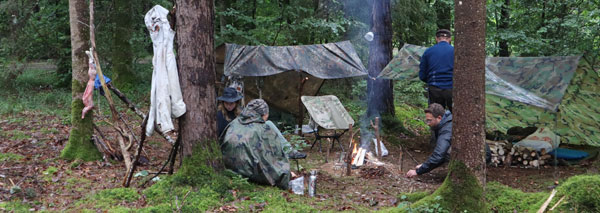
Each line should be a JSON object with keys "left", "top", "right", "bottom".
{"left": 453, "top": 0, "right": 487, "bottom": 185}
{"left": 410, "top": 0, "right": 487, "bottom": 211}
{"left": 61, "top": 0, "right": 102, "bottom": 161}
{"left": 366, "top": 0, "right": 394, "bottom": 118}
{"left": 498, "top": 0, "right": 510, "bottom": 56}
{"left": 111, "top": 0, "right": 134, "bottom": 88}
{"left": 175, "top": 0, "right": 220, "bottom": 166}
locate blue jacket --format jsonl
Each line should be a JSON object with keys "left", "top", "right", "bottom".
{"left": 417, "top": 111, "right": 452, "bottom": 175}
{"left": 419, "top": 41, "right": 454, "bottom": 89}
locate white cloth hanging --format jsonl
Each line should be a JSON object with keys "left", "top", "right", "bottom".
{"left": 144, "top": 5, "right": 186, "bottom": 136}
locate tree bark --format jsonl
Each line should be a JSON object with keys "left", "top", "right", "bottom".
{"left": 410, "top": 0, "right": 487, "bottom": 211}
{"left": 111, "top": 0, "right": 134, "bottom": 88}
{"left": 175, "top": 0, "right": 219, "bottom": 163}
{"left": 453, "top": 0, "right": 487, "bottom": 185}
{"left": 498, "top": 0, "right": 510, "bottom": 56}
{"left": 366, "top": 0, "right": 394, "bottom": 118}
{"left": 61, "top": 0, "right": 102, "bottom": 161}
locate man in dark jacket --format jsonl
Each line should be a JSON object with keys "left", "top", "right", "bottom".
{"left": 419, "top": 29, "right": 454, "bottom": 112}
{"left": 406, "top": 103, "right": 451, "bottom": 177}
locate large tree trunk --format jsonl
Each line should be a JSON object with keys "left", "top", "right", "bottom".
{"left": 111, "top": 0, "right": 134, "bottom": 88}
{"left": 175, "top": 0, "right": 220, "bottom": 166}
{"left": 366, "top": 0, "right": 394, "bottom": 118}
{"left": 61, "top": 0, "right": 102, "bottom": 161}
{"left": 411, "top": 0, "right": 487, "bottom": 211}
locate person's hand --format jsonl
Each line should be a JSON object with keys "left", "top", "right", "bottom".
{"left": 291, "top": 171, "right": 298, "bottom": 178}
{"left": 406, "top": 169, "right": 418, "bottom": 178}
{"left": 415, "top": 164, "right": 422, "bottom": 169}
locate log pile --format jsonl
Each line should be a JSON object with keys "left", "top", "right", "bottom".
{"left": 487, "top": 140, "right": 552, "bottom": 168}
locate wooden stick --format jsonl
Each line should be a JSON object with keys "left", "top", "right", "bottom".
{"left": 549, "top": 195, "right": 566, "bottom": 211}
{"left": 124, "top": 115, "right": 149, "bottom": 187}
{"left": 107, "top": 83, "right": 145, "bottom": 119}
{"left": 398, "top": 145, "right": 403, "bottom": 172}
{"left": 537, "top": 189, "right": 557, "bottom": 213}
{"left": 346, "top": 124, "right": 353, "bottom": 176}
{"left": 325, "top": 138, "right": 330, "bottom": 163}
{"left": 371, "top": 117, "right": 382, "bottom": 158}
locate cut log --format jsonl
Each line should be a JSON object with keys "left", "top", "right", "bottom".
{"left": 531, "top": 160, "right": 539, "bottom": 167}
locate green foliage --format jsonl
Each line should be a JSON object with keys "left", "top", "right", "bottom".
{"left": 555, "top": 175, "right": 600, "bottom": 212}
{"left": 398, "top": 191, "right": 431, "bottom": 203}
{"left": 0, "top": 201, "right": 32, "bottom": 212}
{"left": 391, "top": 0, "right": 439, "bottom": 48}
{"left": 0, "top": 152, "right": 24, "bottom": 162}
{"left": 75, "top": 187, "right": 140, "bottom": 210}
{"left": 485, "top": 181, "right": 547, "bottom": 212}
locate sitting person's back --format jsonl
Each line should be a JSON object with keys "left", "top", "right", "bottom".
{"left": 221, "top": 99, "right": 291, "bottom": 189}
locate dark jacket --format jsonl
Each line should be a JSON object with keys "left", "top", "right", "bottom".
{"left": 419, "top": 41, "right": 454, "bottom": 89}
{"left": 417, "top": 111, "right": 452, "bottom": 175}
{"left": 217, "top": 110, "right": 237, "bottom": 138}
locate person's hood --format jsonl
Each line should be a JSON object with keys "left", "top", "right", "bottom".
{"left": 238, "top": 107, "right": 265, "bottom": 125}
{"left": 432, "top": 110, "right": 452, "bottom": 131}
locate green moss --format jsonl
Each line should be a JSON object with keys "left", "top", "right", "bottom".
{"left": 554, "top": 175, "right": 600, "bottom": 212}
{"left": 0, "top": 201, "right": 32, "bottom": 212}
{"left": 398, "top": 191, "right": 432, "bottom": 203}
{"left": 0, "top": 152, "right": 24, "bottom": 162}
{"left": 408, "top": 161, "right": 486, "bottom": 212}
{"left": 60, "top": 84, "right": 102, "bottom": 161}
{"left": 75, "top": 187, "right": 140, "bottom": 210}
{"left": 486, "top": 181, "right": 547, "bottom": 212}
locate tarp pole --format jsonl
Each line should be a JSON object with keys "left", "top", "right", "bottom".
{"left": 297, "top": 74, "right": 308, "bottom": 135}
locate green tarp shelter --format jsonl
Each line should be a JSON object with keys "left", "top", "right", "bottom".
{"left": 379, "top": 44, "right": 599, "bottom": 146}
{"left": 222, "top": 41, "right": 367, "bottom": 116}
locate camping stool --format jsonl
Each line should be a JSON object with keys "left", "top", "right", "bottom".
{"left": 301, "top": 95, "right": 354, "bottom": 153}
{"left": 289, "top": 154, "right": 306, "bottom": 172}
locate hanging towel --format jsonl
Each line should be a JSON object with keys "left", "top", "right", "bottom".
{"left": 144, "top": 5, "right": 186, "bottom": 136}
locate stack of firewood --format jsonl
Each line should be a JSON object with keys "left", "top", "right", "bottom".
{"left": 487, "top": 140, "right": 553, "bottom": 168}
{"left": 508, "top": 146, "right": 552, "bottom": 168}
{"left": 488, "top": 140, "right": 509, "bottom": 166}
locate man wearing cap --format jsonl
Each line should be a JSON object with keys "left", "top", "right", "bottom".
{"left": 419, "top": 29, "right": 454, "bottom": 112}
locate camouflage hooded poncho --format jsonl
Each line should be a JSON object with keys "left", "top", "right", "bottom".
{"left": 221, "top": 99, "right": 291, "bottom": 189}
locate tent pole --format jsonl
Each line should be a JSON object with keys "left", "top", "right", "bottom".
{"left": 297, "top": 74, "right": 308, "bottom": 135}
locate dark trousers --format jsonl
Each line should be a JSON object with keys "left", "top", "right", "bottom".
{"left": 428, "top": 86, "right": 453, "bottom": 112}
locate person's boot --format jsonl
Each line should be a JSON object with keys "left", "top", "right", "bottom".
{"left": 288, "top": 151, "right": 307, "bottom": 159}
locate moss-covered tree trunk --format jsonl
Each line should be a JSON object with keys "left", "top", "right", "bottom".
{"left": 61, "top": 0, "right": 102, "bottom": 161}
{"left": 175, "top": 0, "right": 221, "bottom": 168}
{"left": 413, "top": 0, "right": 487, "bottom": 212}
{"left": 366, "top": 0, "right": 394, "bottom": 117}
{"left": 111, "top": 0, "right": 134, "bottom": 89}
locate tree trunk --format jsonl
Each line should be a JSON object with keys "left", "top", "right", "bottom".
{"left": 61, "top": 0, "right": 102, "bottom": 161}
{"left": 111, "top": 0, "right": 134, "bottom": 89}
{"left": 411, "top": 0, "right": 487, "bottom": 211}
{"left": 498, "top": 0, "right": 510, "bottom": 56}
{"left": 366, "top": 0, "right": 394, "bottom": 118}
{"left": 175, "top": 0, "right": 220, "bottom": 167}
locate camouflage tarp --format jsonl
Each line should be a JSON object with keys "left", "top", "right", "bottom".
{"left": 224, "top": 41, "right": 367, "bottom": 79}
{"left": 301, "top": 95, "right": 354, "bottom": 129}
{"left": 222, "top": 109, "right": 291, "bottom": 189}
{"left": 378, "top": 44, "right": 581, "bottom": 111}
{"left": 380, "top": 44, "right": 599, "bottom": 146}
{"left": 486, "top": 58, "right": 600, "bottom": 146}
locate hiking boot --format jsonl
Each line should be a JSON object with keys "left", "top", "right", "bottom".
{"left": 288, "top": 151, "right": 307, "bottom": 159}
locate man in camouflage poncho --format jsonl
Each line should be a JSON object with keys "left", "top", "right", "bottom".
{"left": 221, "top": 99, "right": 292, "bottom": 189}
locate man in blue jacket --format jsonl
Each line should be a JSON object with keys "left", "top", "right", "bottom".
{"left": 419, "top": 29, "right": 454, "bottom": 112}
{"left": 406, "top": 103, "right": 451, "bottom": 177}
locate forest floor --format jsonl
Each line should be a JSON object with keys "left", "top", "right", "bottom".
{"left": 1, "top": 110, "right": 594, "bottom": 211}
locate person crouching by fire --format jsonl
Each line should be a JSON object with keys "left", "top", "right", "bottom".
{"left": 406, "top": 103, "right": 451, "bottom": 178}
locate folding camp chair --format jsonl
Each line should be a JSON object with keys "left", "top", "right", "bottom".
{"left": 301, "top": 95, "right": 354, "bottom": 152}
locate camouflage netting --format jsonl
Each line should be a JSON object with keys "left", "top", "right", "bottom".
{"left": 379, "top": 44, "right": 599, "bottom": 146}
